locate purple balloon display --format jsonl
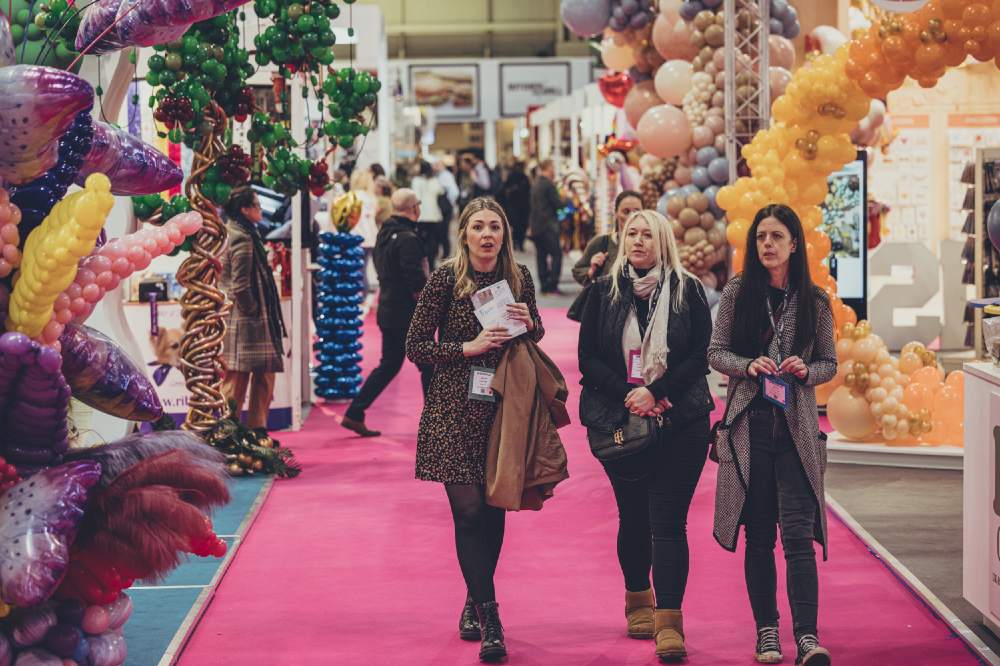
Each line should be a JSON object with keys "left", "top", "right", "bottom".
{"left": 561, "top": 0, "right": 612, "bottom": 37}
{"left": 0, "top": 333, "right": 72, "bottom": 472}
{"left": 0, "top": 461, "right": 101, "bottom": 607}
{"left": 692, "top": 166, "right": 712, "bottom": 189}
{"left": 78, "top": 0, "right": 254, "bottom": 54}
{"left": 707, "top": 156, "right": 729, "bottom": 185}
{"left": 0, "top": 66, "right": 93, "bottom": 185}
{"left": 75, "top": 122, "right": 182, "bottom": 196}
{"left": 59, "top": 323, "right": 163, "bottom": 422}
{"left": 988, "top": 200, "right": 1000, "bottom": 253}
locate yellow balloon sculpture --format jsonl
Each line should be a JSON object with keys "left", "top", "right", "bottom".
{"left": 7, "top": 174, "right": 114, "bottom": 339}
{"left": 719, "top": 0, "right": 1000, "bottom": 338}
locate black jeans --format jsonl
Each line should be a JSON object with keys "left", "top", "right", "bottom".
{"left": 345, "top": 325, "right": 432, "bottom": 422}
{"left": 603, "top": 416, "right": 709, "bottom": 609}
{"left": 533, "top": 230, "right": 562, "bottom": 292}
{"left": 743, "top": 407, "right": 819, "bottom": 637}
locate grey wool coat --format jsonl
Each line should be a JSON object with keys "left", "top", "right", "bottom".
{"left": 707, "top": 276, "right": 838, "bottom": 558}
{"left": 221, "top": 220, "right": 285, "bottom": 373}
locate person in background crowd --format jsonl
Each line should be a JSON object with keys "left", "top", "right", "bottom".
{"left": 369, "top": 162, "right": 386, "bottom": 179}
{"left": 411, "top": 161, "right": 447, "bottom": 270}
{"left": 329, "top": 168, "right": 349, "bottom": 200}
{"left": 374, "top": 176, "right": 394, "bottom": 227}
{"left": 708, "top": 204, "right": 837, "bottom": 666}
{"left": 578, "top": 210, "right": 713, "bottom": 662}
{"left": 342, "top": 188, "right": 433, "bottom": 437}
{"left": 434, "top": 160, "right": 459, "bottom": 258}
{"left": 393, "top": 161, "right": 412, "bottom": 189}
{"left": 529, "top": 159, "right": 564, "bottom": 294}
{"left": 406, "top": 197, "right": 544, "bottom": 664}
{"left": 220, "top": 188, "right": 287, "bottom": 431}
{"left": 459, "top": 153, "right": 495, "bottom": 211}
{"left": 572, "top": 190, "right": 644, "bottom": 288}
{"left": 349, "top": 168, "right": 379, "bottom": 293}
{"left": 498, "top": 160, "right": 531, "bottom": 251}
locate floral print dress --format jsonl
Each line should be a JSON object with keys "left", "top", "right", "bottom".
{"left": 406, "top": 264, "right": 544, "bottom": 484}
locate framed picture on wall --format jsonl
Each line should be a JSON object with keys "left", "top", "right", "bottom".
{"left": 409, "top": 64, "right": 480, "bottom": 118}
{"left": 498, "top": 62, "right": 572, "bottom": 118}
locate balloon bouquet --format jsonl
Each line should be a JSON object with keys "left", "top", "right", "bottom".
{"left": 566, "top": 0, "right": 802, "bottom": 283}
{"left": 0, "top": 0, "right": 286, "bottom": 661}
{"left": 314, "top": 192, "right": 365, "bottom": 401}
{"left": 825, "top": 321, "right": 965, "bottom": 446}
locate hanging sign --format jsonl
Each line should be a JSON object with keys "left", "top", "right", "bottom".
{"left": 499, "top": 63, "right": 571, "bottom": 117}
{"left": 872, "top": 0, "right": 930, "bottom": 12}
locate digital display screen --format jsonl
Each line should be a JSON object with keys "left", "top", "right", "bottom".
{"left": 820, "top": 155, "right": 867, "bottom": 303}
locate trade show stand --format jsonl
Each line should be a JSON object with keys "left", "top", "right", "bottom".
{"left": 963, "top": 361, "right": 1000, "bottom": 640}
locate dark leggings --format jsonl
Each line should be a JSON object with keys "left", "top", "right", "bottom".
{"left": 445, "top": 484, "right": 506, "bottom": 603}
{"left": 743, "top": 408, "right": 819, "bottom": 637}
{"left": 603, "top": 416, "right": 709, "bottom": 609}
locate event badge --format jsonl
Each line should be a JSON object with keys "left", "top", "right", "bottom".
{"left": 627, "top": 349, "right": 644, "bottom": 385}
{"left": 468, "top": 366, "right": 497, "bottom": 402}
{"left": 762, "top": 374, "right": 790, "bottom": 410}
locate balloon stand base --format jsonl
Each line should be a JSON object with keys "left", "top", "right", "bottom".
{"left": 826, "top": 432, "right": 963, "bottom": 470}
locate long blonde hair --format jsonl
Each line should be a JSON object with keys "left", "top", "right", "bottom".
{"left": 609, "top": 210, "right": 692, "bottom": 310}
{"left": 445, "top": 197, "right": 524, "bottom": 299}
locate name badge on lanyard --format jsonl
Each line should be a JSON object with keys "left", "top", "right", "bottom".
{"left": 468, "top": 366, "right": 496, "bottom": 402}
{"left": 762, "top": 291, "right": 790, "bottom": 410}
{"left": 627, "top": 349, "right": 644, "bottom": 385}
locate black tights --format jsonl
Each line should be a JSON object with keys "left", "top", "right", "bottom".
{"left": 603, "top": 417, "right": 709, "bottom": 609}
{"left": 445, "top": 484, "right": 506, "bottom": 603}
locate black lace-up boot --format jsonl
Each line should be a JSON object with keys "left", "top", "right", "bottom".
{"left": 475, "top": 601, "right": 507, "bottom": 663}
{"left": 459, "top": 593, "right": 481, "bottom": 640}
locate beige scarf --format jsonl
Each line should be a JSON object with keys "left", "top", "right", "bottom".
{"left": 620, "top": 265, "right": 671, "bottom": 385}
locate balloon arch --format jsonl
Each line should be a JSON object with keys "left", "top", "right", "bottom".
{"left": 717, "top": 0, "right": 984, "bottom": 444}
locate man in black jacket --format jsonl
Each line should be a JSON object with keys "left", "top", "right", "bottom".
{"left": 529, "top": 159, "right": 564, "bottom": 293}
{"left": 342, "top": 188, "right": 433, "bottom": 437}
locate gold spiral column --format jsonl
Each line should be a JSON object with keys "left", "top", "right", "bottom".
{"left": 178, "top": 103, "right": 232, "bottom": 433}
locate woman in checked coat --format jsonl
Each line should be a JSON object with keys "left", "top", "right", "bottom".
{"left": 708, "top": 204, "right": 837, "bottom": 666}
{"left": 220, "top": 188, "right": 287, "bottom": 430}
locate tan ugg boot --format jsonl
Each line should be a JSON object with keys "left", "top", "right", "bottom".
{"left": 653, "top": 609, "right": 687, "bottom": 662}
{"left": 625, "top": 589, "right": 655, "bottom": 639}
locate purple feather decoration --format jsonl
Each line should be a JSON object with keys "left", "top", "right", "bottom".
{"left": 75, "top": 121, "right": 182, "bottom": 196}
{"left": 62, "top": 430, "right": 226, "bottom": 488}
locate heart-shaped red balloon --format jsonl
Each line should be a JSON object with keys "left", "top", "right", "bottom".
{"left": 598, "top": 71, "right": 634, "bottom": 108}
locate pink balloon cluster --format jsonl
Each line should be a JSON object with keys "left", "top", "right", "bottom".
{"left": 45, "top": 212, "right": 203, "bottom": 344}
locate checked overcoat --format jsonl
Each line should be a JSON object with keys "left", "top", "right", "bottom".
{"left": 707, "top": 276, "right": 838, "bottom": 559}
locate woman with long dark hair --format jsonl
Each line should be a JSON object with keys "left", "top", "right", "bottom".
{"left": 708, "top": 204, "right": 837, "bottom": 666}
{"left": 406, "top": 197, "right": 544, "bottom": 663}
{"left": 578, "top": 210, "right": 714, "bottom": 662}
{"left": 220, "top": 188, "right": 287, "bottom": 430}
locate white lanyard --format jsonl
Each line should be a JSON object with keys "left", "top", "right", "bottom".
{"left": 765, "top": 290, "right": 790, "bottom": 363}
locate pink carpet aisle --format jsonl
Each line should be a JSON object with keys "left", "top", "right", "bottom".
{"left": 178, "top": 309, "right": 981, "bottom": 665}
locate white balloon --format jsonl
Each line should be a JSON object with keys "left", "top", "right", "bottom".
{"left": 809, "top": 25, "right": 848, "bottom": 55}
{"left": 654, "top": 60, "right": 694, "bottom": 106}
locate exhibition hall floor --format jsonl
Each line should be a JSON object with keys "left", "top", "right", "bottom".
{"left": 174, "top": 311, "right": 985, "bottom": 665}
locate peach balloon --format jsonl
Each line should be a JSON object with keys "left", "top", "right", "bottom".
{"left": 769, "top": 66, "right": 793, "bottom": 98}
{"left": 624, "top": 81, "right": 664, "bottom": 129}
{"left": 910, "top": 366, "right": 940, "bottom": 387}
{"left": 827, "top": 386, "right": 877, "bottom": 440}
{"left": 653, "top": 15, "right": 698, "bottom": 61}
{"left": 902, "top": 382, "right": 932, "bottom": 413}
{"left": 945, "top": 370, "right": 964, "bottom": 390}
{"left": 899, "top": 352, "right": 922, "bottom": 374}
{"left": 636, "top": 104, "right": 692, "bottom": 159}
{"left": 852, "top": 336, "right": 879, "bottom": 364}
{"left": 602, "top": 38, "right": 636, "bottom": 71}
{"left": 768, "top": 35, "right": 796, "bottom": 70}
{"left": 654, "top": 59, "right": 694, "bottom": 106}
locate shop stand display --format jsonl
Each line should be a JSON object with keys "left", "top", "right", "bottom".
{"left": 969, "top": 148, "right": 1000, "bottom": 356}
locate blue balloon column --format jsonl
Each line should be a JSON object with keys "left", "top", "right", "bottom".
{"left": 314, "top": 231, "right": 365, "bottom": 400}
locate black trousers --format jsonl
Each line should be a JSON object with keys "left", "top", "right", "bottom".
{"left": 603, "top": 416, "right": 709, "bottom": 609}
{"left": 743, "top": 407, "right": 819, "bottom": 637}
{"left": 533, "top": 230, "right": 563, "bottom": 292}
{"left": 345, "top": 325, "right": 432, "bottom": 422}
{"left": 446, "top": 484, "right": 506, "bottom": 603}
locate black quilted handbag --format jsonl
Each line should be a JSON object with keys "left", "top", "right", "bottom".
{"left": 586, "top": 412, "right": 662, "bottom": 462}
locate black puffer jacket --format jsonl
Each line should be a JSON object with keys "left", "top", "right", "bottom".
{"left": 577, "top": 270, "right": 714, "bottom": 430}
{"left": 372, "top": 215, "right": 429, "bottom": 329}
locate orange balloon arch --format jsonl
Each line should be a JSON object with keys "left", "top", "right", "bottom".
{"left": 717, "top": 0, "right": 1000, "bottom": 335}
